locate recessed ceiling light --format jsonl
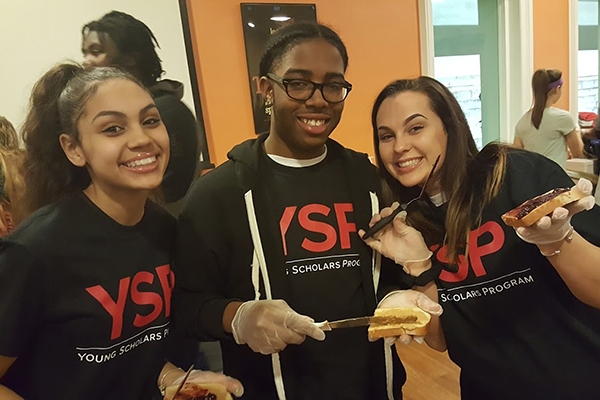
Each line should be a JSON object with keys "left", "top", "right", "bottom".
{"left": 248, "top": 22, "right": 256, "bottom": 28}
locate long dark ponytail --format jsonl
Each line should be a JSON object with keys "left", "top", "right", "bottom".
{"left": 21, "top": 62, "right": 143, "bottom": 217}
{"left": 531, "top": 69, "right": 562, "bottom": 129}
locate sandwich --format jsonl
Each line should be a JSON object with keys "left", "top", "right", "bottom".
{"left": 501, "top": 187, "right": 585, "bottom": 228}
{"left": 367, "top": 307, "right": 431, "bottom": 341}
{"left": 164, "top": 382, "right": 232, "bottom": 400}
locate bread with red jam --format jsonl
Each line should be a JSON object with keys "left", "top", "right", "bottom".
{"left": 164, "top": 382, "right": 232, "bottom": 400}
{"left": 501, "top": 187, "right": 585, "bottom": 228}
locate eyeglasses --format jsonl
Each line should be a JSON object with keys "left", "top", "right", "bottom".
{"left": 266, "top": 73, "right": 352, "bottom": 104}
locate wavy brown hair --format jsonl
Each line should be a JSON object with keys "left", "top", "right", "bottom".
{"left": 0, "top": 116, "right": 26, "bottom": 232}
{"left": 21, "top": 62, "right": 144, "bottom": 217}
{"left": 371, "top": 77, "right": 507, "bottom": 264}
{"left": 531, "top": 68, "right": 562, "bottom": 129}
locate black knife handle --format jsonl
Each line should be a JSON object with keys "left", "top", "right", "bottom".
{"left": 361, "top": 205, "right": 404, "bottom": 240}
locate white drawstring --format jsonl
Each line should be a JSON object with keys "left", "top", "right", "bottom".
{"left": 370, "top": 192, "right": 382, "bottom": 291}
{"left": 370, "top": 191, "right": 395, "bottom": 400}
{"left": 244, "top": 190, "right": 287, "bottom": 400}
{"left": 251, "top": 251, "right": 261, "bottom": 300}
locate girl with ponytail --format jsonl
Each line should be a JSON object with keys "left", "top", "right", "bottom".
{"left": 0, "top": 63, "right": 242, "bottom": 400}
{"left": 514, "top": 68, "right": 584, "bottom": 167}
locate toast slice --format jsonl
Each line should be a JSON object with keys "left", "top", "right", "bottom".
{"left": 368, "top": 307, "right": 431, "bottom": 341}
{"left": 501, "top": 187, "right": 585, "bottom": 228}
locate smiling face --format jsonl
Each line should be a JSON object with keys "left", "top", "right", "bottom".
{"left": 60, "top": 79, "right": 169, "bottom": 198}
{"left": 376, "top": 91, "right": 447, "bottom": 195}
{"left": 260, "top": 38, "right": 346, "bottom": 159}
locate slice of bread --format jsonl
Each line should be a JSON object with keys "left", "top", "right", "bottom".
{"left": 367, "top": 307, "right": 431, "bottom": 341}
{"left": 164, "top": 382, "right": 232, "bottom": 400}
{"left": 501, "top": 187, "right": 585, "bottom": 228}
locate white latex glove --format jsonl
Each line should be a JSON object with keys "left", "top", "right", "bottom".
{"left": 516, "top": 178, "right": 595, "bottom": 245}
{"left": 231, "top": 299, "right": 326, "bottom": 355}
{"left": 359, "top": 202, "right": 433, "bottom": 275}
{"left": 372, "top": 290, "right": 443, "bottom": 346}
{"left": 172, "top": 370, "right": 245, "bottom": 398}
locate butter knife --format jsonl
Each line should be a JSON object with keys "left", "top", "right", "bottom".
{"left": 315, "top": 316, "right": 384, "bottom": 331}
{"left": 315, "top": 315, "right": 419, "bottom": 331}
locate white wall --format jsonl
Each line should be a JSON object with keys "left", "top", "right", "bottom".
{"left": 0, "top": 0, "right": 195, "bottom": 130}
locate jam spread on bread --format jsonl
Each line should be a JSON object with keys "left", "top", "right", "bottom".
{"left": 513, "top": 188, "right": 570, "bottom": 219}
{"left": 174, "top": 384, "right": 217, "bottom": 400}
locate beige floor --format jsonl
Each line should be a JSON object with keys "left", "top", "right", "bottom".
{"left": 201, "top": 339, "right": 461, "bottom": 399}
{"left": 395, "top": 341, "right": 461, "bottom": 400}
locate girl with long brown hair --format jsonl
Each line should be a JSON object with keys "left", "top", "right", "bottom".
{"left": 361, "top": 76, "right": 600, "bottom": 400}
{"left": 0, "top": 63, "right": 242, "bottom": 400}
{"left": 514, "top": 68, "right": 583, "bottom": 167}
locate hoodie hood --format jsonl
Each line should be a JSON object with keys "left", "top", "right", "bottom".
{"left": 226, "top": 133, "right": 268, "bottom": 192}
{"left": 226, "top": 133, "right": 380, "bottom": 201}
{"left": 149, "top": 79, "right": 184, "bottom": 99}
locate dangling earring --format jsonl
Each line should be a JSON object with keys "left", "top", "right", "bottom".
{"left": 264, "top": 95, "right": 273, "bottom": 116}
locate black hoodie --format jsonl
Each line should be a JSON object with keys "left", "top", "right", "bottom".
{"left": 174, "top": 134, "right": 408, "bottom": 400}
{"left": 149, "top": 79, "right": 199, "bottom": 204}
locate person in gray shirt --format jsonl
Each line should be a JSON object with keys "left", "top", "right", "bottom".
{"left": 514, "top": 68, "right": 583, "bottom": 168}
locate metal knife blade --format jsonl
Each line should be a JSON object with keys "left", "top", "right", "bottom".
{"left": 315, "top": 314, "right": 420, "bottom": 331}
{"left": 315, "top": 316, "right": 386, "bottom": 331}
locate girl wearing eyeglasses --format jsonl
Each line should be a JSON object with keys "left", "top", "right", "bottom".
{"left": 513, "top": 69, "right": 584, "bottom": 167}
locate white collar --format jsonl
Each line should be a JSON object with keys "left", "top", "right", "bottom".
{"left": 267, "top": 145, "right": 328, "bottom": 168}
{"left": 429, "top": 192, "right": 448, "bottom": 207}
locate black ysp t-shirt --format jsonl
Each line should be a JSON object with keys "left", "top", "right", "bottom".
{"left": 432, "top": 151, "right": 600, "bottom": 400}
{"left": 0, "top": 193, "right": 176, "bottom": 400}
{"left": 254, "top": 151, "right": 372, "bottom": 400}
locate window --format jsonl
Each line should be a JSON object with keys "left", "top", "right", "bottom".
{"left": 432, "top": 0, "right": 500, "bottom": 148}
{"left": 434, "top": 55, "right": 483, "bottom": 146}
{"left": 578, "top": 0, "right": 599, "bottom": 114}
{"left": 432, "top": 0, "right": 479, "bottom": 25}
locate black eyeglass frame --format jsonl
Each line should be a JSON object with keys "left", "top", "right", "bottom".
{"left": 266, "top": 72, "right": 353, "bottom": 104}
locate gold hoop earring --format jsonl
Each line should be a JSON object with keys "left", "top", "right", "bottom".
{"left": 264, "top": 95, "right": 273, "bottom": 116}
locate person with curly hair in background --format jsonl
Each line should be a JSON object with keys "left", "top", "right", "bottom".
{"left": 0, "top": 117, "right": 25, "bottom": 235}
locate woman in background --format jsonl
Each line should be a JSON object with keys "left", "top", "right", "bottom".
{"left": 0, "top": 116, "right": 25, "bottom": 235}
{"left": 514, "top": 68, "right": 583, "bottom": 167}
